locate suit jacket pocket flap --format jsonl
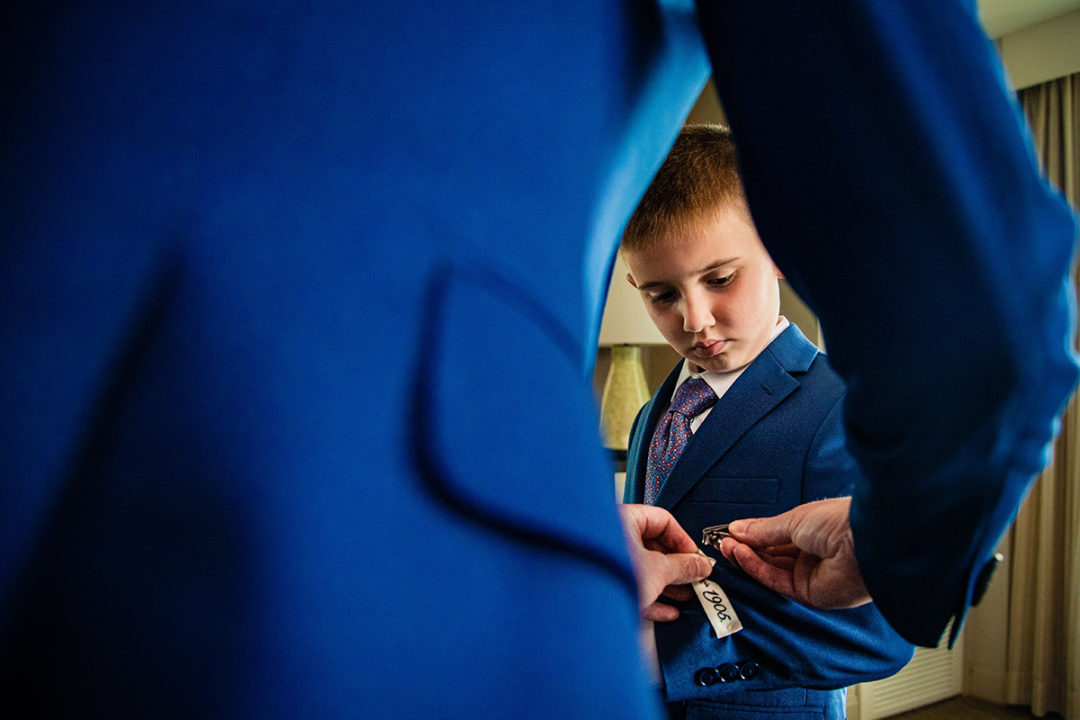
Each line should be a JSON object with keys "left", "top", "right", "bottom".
{"left": 414, "top": 263, "right": 635, "bottom": 590}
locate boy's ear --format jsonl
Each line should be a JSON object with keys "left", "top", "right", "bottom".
{"left": 625, "top": 273, "right": 639, "bottom": 289}
{"left": 773, "top": 264, "right": 785, "bottom": 280}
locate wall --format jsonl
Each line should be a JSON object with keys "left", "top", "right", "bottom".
{"left": 998, "top": 8, "right": 1080, "bottom": 89}
{"left": 963, "top": 535, "right": 1014, "bottom": 703}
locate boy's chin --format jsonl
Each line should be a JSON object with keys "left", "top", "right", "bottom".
{"left": 683, "top": 354, "right": 750, "bottom": 375}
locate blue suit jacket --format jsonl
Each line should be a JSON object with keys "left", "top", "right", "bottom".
{"left": 1, "top": 1, "right": 1075, "bottom": 717}
{"left": 624, "top": 325, "right": 913, "bottom": 716}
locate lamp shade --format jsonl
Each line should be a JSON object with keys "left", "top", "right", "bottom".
{"left": 598, "top": 258, "right": 667, "bottom": 346}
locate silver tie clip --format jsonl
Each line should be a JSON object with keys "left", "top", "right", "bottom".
{"left": 701, "top": 523, "right": 732, "bottom": 550}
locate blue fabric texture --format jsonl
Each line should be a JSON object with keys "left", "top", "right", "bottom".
{"left": 1, "top": 0, "right": 1075, "bottom": 716}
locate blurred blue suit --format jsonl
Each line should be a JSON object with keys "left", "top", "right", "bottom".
{"left": 1, "top": 1, "right": 1075, "bottom": 718}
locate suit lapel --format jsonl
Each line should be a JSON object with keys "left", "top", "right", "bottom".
{"left": 625, "top": 363, "right": 683, "bottom": 503}
{"left": 655, "top": 324, "right": 819, "bottom": 509}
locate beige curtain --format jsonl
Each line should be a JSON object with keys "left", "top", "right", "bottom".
{"left": 1006, "top": 72, "right": 1080, "bottom": 720}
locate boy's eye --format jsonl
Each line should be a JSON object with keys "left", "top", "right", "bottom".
{"left": 649, "top": 290, "right": 677, "bottom": 305}
{"left": 708, "top": 273, "right": 735, "bottom": 287}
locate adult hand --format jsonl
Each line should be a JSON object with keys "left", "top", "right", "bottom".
{"left": 719, "top": 496, "right": 871, "bottom": 609}
{"left": 619, "top": 504, "right": 715, "bottom": 622}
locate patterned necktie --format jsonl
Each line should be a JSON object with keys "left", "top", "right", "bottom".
{"left": 644, "top": 377, "right": 718, "bottom": 504}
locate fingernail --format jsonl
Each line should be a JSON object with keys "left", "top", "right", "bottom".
{"left": 728, "top": 520, "right": 746, "bottom": 534}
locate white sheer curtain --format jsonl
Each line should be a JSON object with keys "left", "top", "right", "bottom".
{"left": 1006, "top": 71, "right": 1080, "bottom": 720}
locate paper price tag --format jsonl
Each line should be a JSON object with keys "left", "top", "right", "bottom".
{"left": 693, "top": 572, "right": 742, "bottom": 639}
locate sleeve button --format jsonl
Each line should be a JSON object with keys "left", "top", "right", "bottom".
{"left": 717, "top": 663, "right": 740, "bottom": 683}
{"left": 695, "top": 667, "right": 721, "bottom": 686}
{"left": 737, "top": 661, "right": 760, "bottom": 680}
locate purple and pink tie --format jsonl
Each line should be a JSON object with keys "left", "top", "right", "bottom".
{"left": 644, "top": 377, "right": 718, "bottom": 505}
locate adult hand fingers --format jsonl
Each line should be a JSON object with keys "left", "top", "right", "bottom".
{"left": 724, "top": 538, "right": 798, "bottom": 598}
{"left": 642, "top": 601, "right": 681, "bottom": 623}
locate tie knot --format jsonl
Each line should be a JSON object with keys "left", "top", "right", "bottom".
{"left": 669, "top": 377, "right": 717, "bottom": 418}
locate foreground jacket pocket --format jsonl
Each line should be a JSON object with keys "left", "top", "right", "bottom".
{"left": 413, "top": 261, "right": 636, "bottom": 596}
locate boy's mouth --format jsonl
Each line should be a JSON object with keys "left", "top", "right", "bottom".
{"left": 691, "top": 339, "right": 726, "bottom": 358}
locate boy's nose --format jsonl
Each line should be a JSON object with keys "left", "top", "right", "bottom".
{"left": 682, "top": 294, "right": 715, "bottom": 333}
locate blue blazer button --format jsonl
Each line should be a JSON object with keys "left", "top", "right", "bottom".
{"left": 717, "top": 663, "right": 740, "bottom": 683}
{"left": 694, "top": 667, "right": 720, "bottom": 687}
{"left": 737, "top": 661, "right": 760, "bottom": 680}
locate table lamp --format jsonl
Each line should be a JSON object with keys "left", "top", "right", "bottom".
{"left": 597, "top": 260, "right": 667, "bottom": 453}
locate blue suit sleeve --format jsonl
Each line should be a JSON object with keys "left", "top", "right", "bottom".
{"left": 695, "top": 0, "right": 1079, "bottom": 645}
